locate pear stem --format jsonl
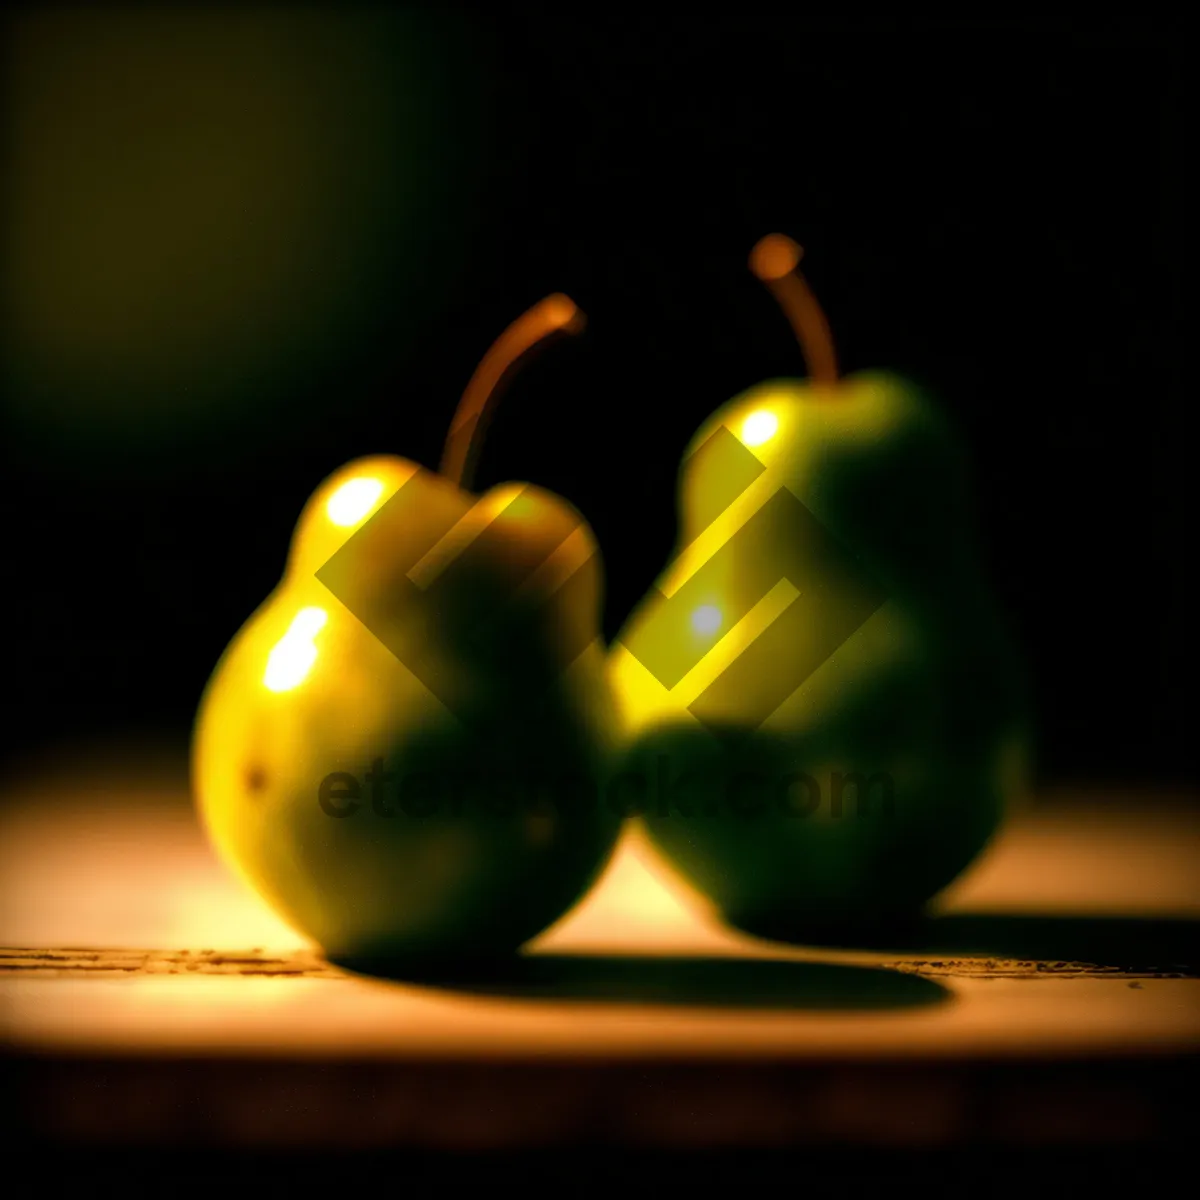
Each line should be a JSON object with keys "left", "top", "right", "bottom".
{"left": 748, "top": 233, "right": 839, "bottom": 386}
{"left": 439, "top": 294, "right": 586, "bottom": 490}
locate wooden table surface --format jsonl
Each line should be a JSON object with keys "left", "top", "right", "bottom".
{"left": 2, "top": 755, "right": 1198, "bottom": 1153}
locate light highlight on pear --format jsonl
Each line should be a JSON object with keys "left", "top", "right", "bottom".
{"left": 690, "top": 605, "right": 723, "bottom": 635}
{"left": 263, "top": 607, "right": 328, "bottom": 693}
{"left": 740, "top": 410, "right": 778, "bottom": 446}
{"left": 326, "top": 477, "right": 385, "bottom": 527}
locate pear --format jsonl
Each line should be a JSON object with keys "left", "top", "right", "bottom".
{"left": 193, "top": 297, "right": 620, "bottom": 963}
{"left": 608, "top": 237, "right": 1030, "bottom": 939}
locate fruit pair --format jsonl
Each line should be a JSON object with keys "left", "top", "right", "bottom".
{"left": 192, "top": 237, "right": 1029, "bottom": 962}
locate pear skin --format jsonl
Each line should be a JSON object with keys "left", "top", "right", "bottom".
{"left": 193, "top": 301, "right": 621, "bottom": 963}
{"left": 609, "top": 243, "right": 1030, "bottom": 939}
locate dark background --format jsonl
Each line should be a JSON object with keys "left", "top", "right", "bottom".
{"left": 0, "top": 10, "right": 1190, "bottom": 791}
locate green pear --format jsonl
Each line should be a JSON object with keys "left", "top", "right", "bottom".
{"left": 193, "top": 297, "right": 621, "bottom": 963}
{"left": 608, "top": 236, "right": 1030, "bottom": 940}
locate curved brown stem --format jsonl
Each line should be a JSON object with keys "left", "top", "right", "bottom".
{"left": 749, "top": 234, "right": 839, "bottom": 386}
{"left": 439, "top": 294, "right": 586, "bottom": 490}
